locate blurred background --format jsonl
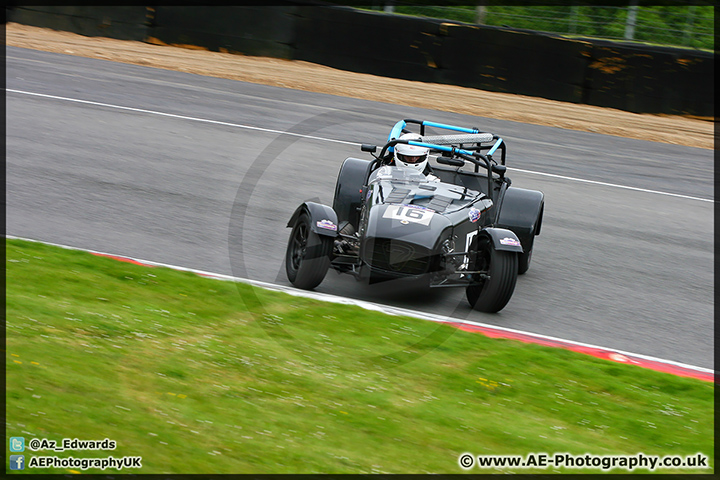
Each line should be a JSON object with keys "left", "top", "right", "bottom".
{"left": 345, "top": 2, "right": 714, "bottom": 50}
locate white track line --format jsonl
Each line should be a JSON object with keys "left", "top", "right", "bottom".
{"left": 7, "top": 235, "right": 714, "bottom": 376}
{"left": 7, "top": 88, "right": 713, "bottom": 203}
{"left": 6, "top": 89, "right": 358, "bottom": 146}
{"left": 509, "top": 167, "right": 714, "bottom": 203}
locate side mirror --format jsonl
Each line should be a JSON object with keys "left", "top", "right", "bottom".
{"left": 492, "top": 164, "right": 507, "bottom": 175}
{"left": 361, "top": 144, "right": 377, "bottom": 153}
{"left": 437, "top": 156, "right": 464, "bottom": 167}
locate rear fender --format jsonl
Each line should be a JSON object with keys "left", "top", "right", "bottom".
{"left": 332, "top": 157, "right": 375, "bottom": 228}
{"left": 287, "top": 202, "right": 339, "bottom": 237}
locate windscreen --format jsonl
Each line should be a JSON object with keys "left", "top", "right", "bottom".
{"left": 368, "top": 166, "right": 427, "bottom": 185}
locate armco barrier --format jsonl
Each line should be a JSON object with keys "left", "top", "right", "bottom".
{"left": 583, "top": 41, "right": 714, "bottom": 116}
{"left": 438, "top": 23, "right": 592, "bottom": 104}
{"left": 6, "top": 5, "right": 713, "bottom": 117}
{"left": 149, "top": 6, "right": 297, "bottom": 59}
{"left": 8, "top": 6, "right": 150, "bottom": 41}
{"left": 294, "top": 6, "right": 443, "bottom": 83}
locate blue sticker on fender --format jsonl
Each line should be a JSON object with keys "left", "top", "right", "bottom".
{"left": 468, "top": 207, "right": 482, "bottom": 223}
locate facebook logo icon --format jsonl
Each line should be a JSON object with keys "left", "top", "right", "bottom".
{"left": 10, "top": 455, "right": 25, "bottom": 470}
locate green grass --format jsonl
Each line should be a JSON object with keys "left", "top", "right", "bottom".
{"left": 351, "top": 4, "right": 714, "bottom": 51}
{"left": 6, "top": 238, "right": 714, "bottom": 474}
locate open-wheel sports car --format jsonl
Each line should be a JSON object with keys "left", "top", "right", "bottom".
{"left": 285, "top": 119, "right": 544, "bottom": 312}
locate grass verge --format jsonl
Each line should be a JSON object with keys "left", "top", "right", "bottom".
{"left": 6, "top": 238, "right": 713, "bottom": 474}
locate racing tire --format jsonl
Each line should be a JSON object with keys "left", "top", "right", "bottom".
{"left": 517, "top": 234, "right": 534, "bottom": 275}
{"left": 466, "top": 236, "right": 518, "bottom": 313}
{"left": 285, "top": 212, "right": 332, "bottom": 290}
{"left": 518, "top": 205, "right": 542, "bottom": 275}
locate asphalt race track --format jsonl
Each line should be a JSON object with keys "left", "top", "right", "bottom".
{"left": 6, "top": 46, "right": 714, "bottom": 370}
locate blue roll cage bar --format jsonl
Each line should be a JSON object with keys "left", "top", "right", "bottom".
{"left": 384, "top": 119, "right": 506, "bottom": 166}
{"left": 360, "top": 119, "right": 510, "bottom": 198}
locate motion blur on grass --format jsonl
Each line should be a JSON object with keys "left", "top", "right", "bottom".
{"left": 6, "top": 238, "right": 713, "bottom": 473}
{"left": 344, "top": 3, "right": 714, "bottom": 51}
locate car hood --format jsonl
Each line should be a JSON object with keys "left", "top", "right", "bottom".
{"left": 363, "top": 166, "right": 492, "bottom": 250}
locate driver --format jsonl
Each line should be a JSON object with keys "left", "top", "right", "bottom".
{"left": 392, "top": 133, "right": 440, "bottom": 182}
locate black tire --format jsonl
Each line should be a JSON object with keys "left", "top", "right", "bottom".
{"left": 285, "top": 212, "right": 332, "bottom": 290}
{"left": 517, "top": 233, "right": 534, "bottom": 275}
{"left": 518, "top": 205, "right": 543, "bottom": 275}
{"left": 466, "top": 236, "right": 518, "bottom": 313}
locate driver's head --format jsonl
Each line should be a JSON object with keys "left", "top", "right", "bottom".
{"left": 394, "top": 133, "right": 430, "bottom": 172}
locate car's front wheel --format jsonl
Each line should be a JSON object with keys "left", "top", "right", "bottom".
{"left": 466, "top": 236, "right": 518, "bottom": 313}
{"left": 285, "top": 212, "right": 332, "bottom": 289}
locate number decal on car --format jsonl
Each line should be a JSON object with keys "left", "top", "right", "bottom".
{"left": 383, "top": 205, "right": 434, "bottom": 225}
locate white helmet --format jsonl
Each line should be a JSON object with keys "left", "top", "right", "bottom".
{"left": 394, "top": 133, "right": 429, "bottom": 173}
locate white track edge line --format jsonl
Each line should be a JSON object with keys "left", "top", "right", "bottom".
{"left": 6, "top": 89, "right": 359, "bottom": 147}
{"left": 509, "top": 167, "right": 714, "bottom": 203}
{"left": 7, "top": 88, "right": 713, "bottom": 203}
{"left": 7, "top": 235, "right": 714, "bottom": 375}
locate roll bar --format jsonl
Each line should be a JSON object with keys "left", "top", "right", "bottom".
{"left": 386, "top": 118, "right": 506, "bottom": 165}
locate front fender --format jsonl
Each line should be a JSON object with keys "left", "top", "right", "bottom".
{"left": 480, "top": 227, "right": 524, "bottom": 253}
{"left": 287, "top": 202, "right": 339, "bottom": 237}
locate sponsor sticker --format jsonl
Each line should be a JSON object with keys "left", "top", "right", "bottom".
{"left": 468, "top": 207, "right": 482, "bottom": 223}
{"left": 499, "top": 237, "right": 521, "bottom": 247}
{"left": 316, "top": 219, "right": 338, "bottom": 231}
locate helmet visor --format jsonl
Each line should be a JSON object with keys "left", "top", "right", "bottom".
{"left": 398, "top": 153, "right": 428, "bottom": 164}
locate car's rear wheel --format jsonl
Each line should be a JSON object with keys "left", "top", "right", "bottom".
{"left": 286, "top": 212, "right": 332, "bottom": 289}
{"left": 518, "top": 205, "right": 542, "bottom": 275}
{"left": 466, "top": 236, "right": 518, "bottom": 313}
{"left": 517, "top": 234, "right": 534, "bottom": 275}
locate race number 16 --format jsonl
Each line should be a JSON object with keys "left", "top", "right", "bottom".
{"left": 383, "top": 205, "right": 434, "bottom": 225}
